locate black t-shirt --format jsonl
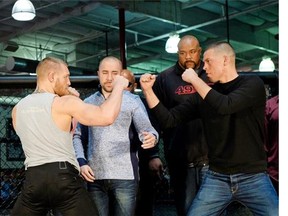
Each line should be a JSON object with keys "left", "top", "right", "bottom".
{"left": 153, "top": 75, "right": 267, "bottom": 174}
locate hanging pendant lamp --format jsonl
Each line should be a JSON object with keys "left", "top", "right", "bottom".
{"left": 165, "top": 32, "right": 180, "bottom": 53}
{"left": 259, "top": 56, "right": 275, "bottom": 72}
{"left": 12, "top": 0, "right": 36, "bottom": 21}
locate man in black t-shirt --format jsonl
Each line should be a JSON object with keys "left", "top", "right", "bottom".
{"left": 140, "top": 41, "right": 278, "bottom": 216}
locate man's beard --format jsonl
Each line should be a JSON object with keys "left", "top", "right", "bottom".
{"left": 55, "top": 80, "right": 68, "bottom": 96}
{"left": 185, "top": 60, "right": 197, "bottom": 69}
{"left": 102, "top": 83, "right": 113, "bottom": 93}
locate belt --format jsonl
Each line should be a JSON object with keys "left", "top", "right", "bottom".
{"left": 56, "top": 161, "right": 79, "bottom": 172}
{"left": 27, "top": 161, "right": 77, "bottom": 172}
{"left": 58, "top": 161, "right": 71, "bottom": 169}
{"left": 188, "top": 160, "right": 209, "bottom": 168}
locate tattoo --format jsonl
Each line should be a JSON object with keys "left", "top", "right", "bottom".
{"left": 33, "top": 89, "right": 46, "bottom": 94}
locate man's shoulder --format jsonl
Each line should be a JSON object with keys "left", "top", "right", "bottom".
{"left": 239, "top": 73, "right": 264, "bottom": 85}
{"left": 53, "top": 94, "right": 74, "bottom": 106}
{"left": 123, "top": 90, "right": 141, "bottom": 101}
{"left": 83, "top": 91, "right": 101, "bottom": 102}
{"left": 158, "top": 65, "right": 177, "bottom": 76}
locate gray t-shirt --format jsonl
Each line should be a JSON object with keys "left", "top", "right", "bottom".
{"left": 15, "top": 93, "right": 79, "bottom": 170}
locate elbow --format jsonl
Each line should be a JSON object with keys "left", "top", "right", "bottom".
{"left": 105, "top": 120, "right": 114, "bottom": 126}
{"left": 104, "top": 115, "right": 117, "bottom": 126}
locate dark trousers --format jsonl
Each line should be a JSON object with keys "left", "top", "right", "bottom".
{"left": 11, "top": 161, "right": 98, "bottom": 216}
{"left": 135, "top": 160, "right": 155, "bottom": 216}
{"left": 167, "top": 153, "right": 208, "bottom": 216}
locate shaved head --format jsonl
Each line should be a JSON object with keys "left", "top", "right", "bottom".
{"left": 98, "top": 56, "right": 123, "bottom": 72}
{"left": 178, "top": 35, "right": 200, "bottom": 50}
{"left": 206, "top": 42, "right": 235, "bottom": 58}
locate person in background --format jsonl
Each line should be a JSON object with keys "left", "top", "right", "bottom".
{"left": 121, "top": 69, "right": 163, "bottom": 216}
{"left": 140, "top": 41, "right": 278, "bottom": 215}
{"left": 152, "top": 35, "right": 209, "bottom": 215}
{"left": 73, "top": 56, "right": 159, "bottom": 216}
{"left": 10, "top": 57, "right": 128, "bottom": 216}
{"left": 264, "top": 94, "right": 279, "bottom": 194}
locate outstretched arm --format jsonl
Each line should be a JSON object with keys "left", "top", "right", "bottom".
{"left": 140, "top": 73, "right": 199, "bottom": 130}
{"left": 56, "top": 75, "right": 129, "bottom": 126}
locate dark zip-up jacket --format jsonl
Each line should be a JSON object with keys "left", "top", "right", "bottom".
{"left": 152, "top": 61, "right": 209, "bottom": 165}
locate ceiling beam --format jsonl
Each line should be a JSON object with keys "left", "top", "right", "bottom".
{"left": 0, "top": 2, "right": 102, "bottom": 42}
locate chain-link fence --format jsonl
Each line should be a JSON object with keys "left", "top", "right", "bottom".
{"left": 1, "top": 88, "right": 32, "bottom": 213}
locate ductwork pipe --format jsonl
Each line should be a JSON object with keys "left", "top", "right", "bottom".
{"left": 5, "top": 56, "right": 95, "bottom": 75}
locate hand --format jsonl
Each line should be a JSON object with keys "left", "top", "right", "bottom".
{"left": 140, "top": 132, "right": 157, "bottom": 149}
{"left": 80, "top": 165, "right": 95, "bottom": 182}
{"left": 68, "top": 87, "right": 80, "bottom": 97}
{"left": 182, "top": 68, "right": 198, "bottom": 83}
{"left": 149, "top": 158, "right": 163, "bottom": 179}
{"left": 113, "top": 75, "right": 129, "bottom": 89}
{"left": 140, "top": 73, "right": 156, "bottom": 91}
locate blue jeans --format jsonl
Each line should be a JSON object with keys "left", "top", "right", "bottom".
{"left": 88, "top": 179, "right": 137, "bottom": 216}
{"left": 187, "top": 170, "right": 279, "bottom": 216}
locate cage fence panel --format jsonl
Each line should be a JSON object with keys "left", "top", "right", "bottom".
{"left": 1, "top": 88, "right": 32, "bottom": 213}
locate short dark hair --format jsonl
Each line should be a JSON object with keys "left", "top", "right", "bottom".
{"left": 206, "top": 41, "right": 235, "bottom": 56}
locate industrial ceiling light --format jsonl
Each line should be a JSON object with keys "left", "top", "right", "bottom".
{"left": 259, "top": 56, "right": 275, "bottom": 72}
{"left": 12, "top": 0, "right": 36, "bottom": 21}
{"left": 165, "top": 32, "right": 180, "bottom": 53}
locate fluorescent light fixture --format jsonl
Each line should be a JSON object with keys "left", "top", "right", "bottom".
{"left": 165, "top": 33, "right": 180, "bottom": 53}
{"left": 12, "top": 0, "right": 36, "bottom": 21}
{"left": 259, "top": 56, "right": 275, "bottom": 72}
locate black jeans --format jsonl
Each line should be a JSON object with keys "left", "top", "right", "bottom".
{"left": 11, "top": 161, "right": 98, "bottom": 216}
{"left": 167, "top": 153, "right": 208, "bottom": 216}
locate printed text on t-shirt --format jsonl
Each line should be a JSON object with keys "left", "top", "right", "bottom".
{"left": 175, "top": 85, "right": 197, "bottom": 95}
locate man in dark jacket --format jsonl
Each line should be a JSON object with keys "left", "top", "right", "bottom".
{"left": 152, "top": 35, "right": 209, "bottom": 215}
